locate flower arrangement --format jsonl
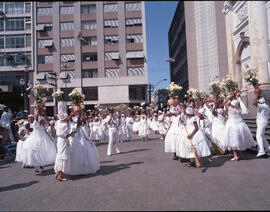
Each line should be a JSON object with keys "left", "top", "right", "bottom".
{"left": 94, "top": 104, "right": 100, "bottom": 110}
{"left": 167, "top": 82, "right": 183, "bottom": 98}
{"left": 223, "top": 75, "right": 238, "bottom": 92}
{"left": 140, "top": 102, "right": 146, "bottom": 107}
{"left": 201, "top": 90, "right": 210, "bottom": 99}
{"left": 127, "top": 107, "right": 133, "bottom": 113}
{"left": 186, "top": 88, "right": 197, "bottom": 98}
{"left": 52, "top": 90, "right": 64, "bottom": 101}
{"left": 208, "top": 81, "right": 221, "bottom": 98}
{"left": 240, "top": 67, "right": 259, "bottom": 87}
{"left": 68, "top": 88, "right": 85, "bottom": 105}
{"left": 133, "top": 105, "right": 140, "bottom": 111}
{"left": 30, "top": 84, "right": 48, "bottom": 106}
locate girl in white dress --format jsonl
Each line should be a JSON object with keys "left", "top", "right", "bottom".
{"left": 138, "top": 113, "right": 150, "bottom": 141}
{"left": 158, "top": 111, "right": 167, "bottom": 140}
{"left": 90, "top": 116, "right": 101, "bottom": 142}
{"left": 22, "top": 107, "right": 57, "bottom": 174}
{"left": 54, "top": 113, "right": 74, "bottom": 181}
{"left": 132, "top": 111, "right": 140, "bottom": 134}
{"left": 224, "top": 94, "right": 257, "bottom": 161}
{"left": 176, "top": 106, "right": 211, "bottom": 167}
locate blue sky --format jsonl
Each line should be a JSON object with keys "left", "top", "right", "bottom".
{"left": 145, "top": 1, "right": 178, "bottom": 91}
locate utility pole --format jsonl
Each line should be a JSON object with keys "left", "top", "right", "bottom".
{"left": 48, "top": 72, "right": 57, "bottom": 115}
{"left": 148, "top": 83, "right": 154, "bottom": 104}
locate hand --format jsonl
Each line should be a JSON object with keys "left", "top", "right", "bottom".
{"left": 187, "top": 135, "right": 192, "bottom": 139}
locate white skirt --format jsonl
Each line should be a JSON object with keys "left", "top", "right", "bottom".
{"left": 164, "top": 125, "right": 184, "bottom": 153}
{"left": 223, "top": 117, "right": 257, "bottom": 151}
{"left": 211, "top": 120, "right": 226, "bottom": 151}
{"left": 159, "top": 123, "right": 167, "bottom": 134}
{"left": 15, "top": 139, "right": 24, "bottom": 162}
{"left": 133, "top": 122, "right": 140, "bottom": 132}
{"left": 176, "top": 129, "right": 211, "bottom": 159}
{"left": 150, "top": 121, "right": 159, "bottom": 131}
{"left": 67, "top": 129, "right": 100, "bottom": 175}
{"left": 54, "top": 139, "right": 71, "bottom": 173}
{"left": 139, "top": 123, "right": 150, "bottom": 137}
{"left": 22, "top": 126, "right": 57, "bottom": 166}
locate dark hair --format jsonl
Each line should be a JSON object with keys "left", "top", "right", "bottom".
{"left": 3, "top": 107, "right": 8, "bottom": 112}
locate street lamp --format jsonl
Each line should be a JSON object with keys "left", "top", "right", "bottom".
{"left": 165, "top": 58, "right": 175, "bottom": 63}
{"left": 148, "top": 78, "right": 167, "bottom": 104}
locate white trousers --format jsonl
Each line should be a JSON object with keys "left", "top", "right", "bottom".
{"left": 126, "top": 127, "right": 133, "bottom": 141}
{"left": 256, "top": 119, "right": 270, "bottom": 154}
{"left": 107, "top": 129, "right": 120, "bottom": 155}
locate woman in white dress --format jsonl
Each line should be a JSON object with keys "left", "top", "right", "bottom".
{"left": 164, "top": 105, "right": 184, "bottom": 160}
{"left": 223, "top": 93, "right": 257, "bottom": 161}
{"left": 22, "top": 107, "right": 57, "bottom": 174}
{"left": 54, "top": 113, "right": 74, "bottom": 181}
{"left": 211, "top": 102, "right": 227, "bottom": 151}
{"left": 132, "top": 111, "right": 140, "bottom": 134}
{"left": 67, "top": 113, "right": 100, "bottom": 175}
{"left": 138, "top": 112, "right": 150, "bottom": 141}
{"left": 176, "top": 106, "right": 211, "bottom": 167}
{"left": 90, "top": 116, "right": 101, "bottom": 142}
{"left": 119, "top": 114, "right": 127, "bottom": 143}
{"left": 150, "top": 113, "right": 159, "bottom": 133}
{"left": 15, "top": 121, "right": 32, "bottom": 166}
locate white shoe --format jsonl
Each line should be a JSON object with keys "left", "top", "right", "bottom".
{"left": 256, "top": 152, "right": 266, "bottom": 157}
{"left": 107, "top": 154, "right": 112, "bottom": 156}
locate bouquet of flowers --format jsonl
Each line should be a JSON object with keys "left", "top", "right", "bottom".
{"left": 223, "top": 75, "right": 238, "bottom": 92}
{"left": 201, "top": 90, "right": 210, "bottom": 99}
{"left": 94, "top": 104, "right": 100, "bottom": 110}
{"left": 31, "top": 84, "right": 48, "bottom": 106}
{"left": 208, "top": 81, "right": 221, "bottom": 98}
{"left": 240, "top": 67, "right": 259, "bottom": 87}
{"left": 68, "top": 88, "right": 85, "bottom": 105}
{"left": 167, "top": 82, "right": 183, "bottom": 98}
{"left": 133, "top": 105, "right": 140, "bottom": 112}
{"left": 186, "top": 87, "right": 197, "bottom": 98}
{"left": 140, "top": 102, "right": 146, "bottom": 107}
{"left": 52, "top": 90, "right": 64, "bottom": 101}
{"left": 149, "top": 103, "right": 154, "bottom": 109}
{"left": 127, "top": 107, "right": 133, "bottom": 113}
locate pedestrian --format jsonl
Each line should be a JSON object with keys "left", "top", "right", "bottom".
{"left": 125, "top": 112, "right": 134, "bottom": 142}
{"left": 138, "top": 112, "right": 150, "bottom": 141}
{"left": 253, "top": 89, "right": 270, "bottom": 157}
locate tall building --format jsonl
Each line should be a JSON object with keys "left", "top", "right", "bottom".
{"left": 35, "top": 1, "right": 147, "bottom": 115}
{"left": 168, "top": 1, "right": 228, "bottom": 93}
{"left": 168, "top": 1, "right": 188, "bottom": 98}
{"left": 223, "top": 1, "right": 270, "bottom": 116}
{"left": 0, "top": 2, "right": 34, "bottom": 113}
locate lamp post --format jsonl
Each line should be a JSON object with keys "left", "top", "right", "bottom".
{"left": 19, "top": 66, "right": 32, "bottom": 115}
{"left": 148, "top": 78, "right": 167, "bottom": 104}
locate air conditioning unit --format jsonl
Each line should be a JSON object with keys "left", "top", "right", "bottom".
{"left": 44, "top": 40, "right": 53, "bottom": 47}
{"left": 36, "top": 24, "right": 45, "bottom": 31}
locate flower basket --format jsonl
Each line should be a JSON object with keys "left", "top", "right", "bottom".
{"left": 208, "top": 82, "right": 221, "bottom": 98}
{"left": 30, "top": 84, "right": 48, "bottom": 107}
{"left": 223, "top": 75, "right": 238, "bottom": 92}
{"left": 167, "top": 82, "right": 183, "bottom": 98}
{"left": 52, "top": 90, "right": 64, "bottom": 101}
{"left": 68, "top": 88, "right": 85, "bottom": 105}
{"left": 240, "top": 67, "right": 259, "bottom": 87}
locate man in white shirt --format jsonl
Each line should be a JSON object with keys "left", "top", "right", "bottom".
{"left": 125, "top": 112, "right": 134, "bottom": 142}
{"left": 105, "top": 108, "right": 120, "bottom": 156}
{"left": 253, "top": 94, "right": 270, "bottom": 157}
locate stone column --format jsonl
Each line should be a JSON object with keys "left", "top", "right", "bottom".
{"left": 248, "top": 1, "right": 270, "bottom": 84}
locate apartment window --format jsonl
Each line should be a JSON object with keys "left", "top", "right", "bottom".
{"left": 125, "top": 2, "right": 141, "bottom": 11}
{"left": 61, "top": 87, "right": 75, "bottom": 102}
{"left": 0, "top": 37, "right": 4, "bottom": 49}
{"left": 82, "top": 69, "right": 98, "bottom": 78}
{"left": 81, "top": 5, "right": 96, "bottom": 14}
{"left": 82, "top": 87, "right": 98, "bottom": 101}
{"left": 0, "top": 2, "right": 3, "bottom": 11}
{"left": 5, "top": 18, "right": 24, "bottom": 31}
{"left": 104, "top": 35, "right": 119, "bottom": 44}
{"left": 0, "top": 54, "right": 4, "bottom": 66}
{"left": 60, "top": 22, "right": 74, "bottom": 31}
{"left": 37, "top": 23, "right": 53, "bottom": 31}
{"left": 126, "top": 34, "right": 143, "bottom": 43}
{"left": 13, "top": 54, "right": 25, "bottom": 65}
{"left": 82, "top": 53, "right": 97, "bottom": 62}
{"left": 26, "top": 17, "right": 31, "bottom": 30}
{"left": 61, "top": 54, "right": 75, "bottom": 62}
{"left": 82, "top": 36, "right": 97, "bottom": 46}
{"left": 127, "top": 67, "right": 144, "bottom": 76}
{"left": 37, "top": 55, "right": 53, "bottom": 64}
{"left": 81, "top": 20, "right": 96, "bottom": 30}
{"left": 0, "top": 20, "right": 4, "bottom": 31}
{"left": 25, "top": 2, "right": 31, "bottom": 13}
{"left": 26, "top": 34, "right": 31, "bottom": 47}
{"left": 125, "top": 18, "right": 142, "bottom": 27}
{"left": 37, "top": 7, "right": 52, "bottom": 16}
{"left": 129, "top": 85, "right": 146, "bottom": 100}
{"left": 105, "top": 68, "right": 119, "bottom": 77}
{"left": 5, "top": 2, "right": 24, "bottom": 14}
{"left": 60, "top": 6, "right": 74, "bottom": 15}
{"left": 104, "top": 4, "right": 118, "bottom": 12}
{"left": 104, "top": 19, "right": 118, "bottom": 28}
{"left": 60, "top": 38, "right": 75, "bottom": 47}
{"left": 6, "top": 35, "right": 25, "bottom": 48}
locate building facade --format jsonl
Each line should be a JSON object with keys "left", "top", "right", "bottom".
{"left": 151, "top": 88, "right": 169, "bottom": 111}
{"left": 223, "top": 1, "right": 270, "bottom": 117}
{"left": 34, "top": 1, "right": 147, "bottom": 115}
{"left": 168, "top": 1, "right": 188, "bottom": 99}
{"left": 0, "top": 2, "right": 34, "bottom": 112}
{"left": 185, "top": 1, "right": 228, "bottom": 90}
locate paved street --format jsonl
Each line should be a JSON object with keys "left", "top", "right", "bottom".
{"left": 1, "top": 133, "right": 270, "bottom": 211}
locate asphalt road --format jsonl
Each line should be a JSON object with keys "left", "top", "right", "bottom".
{"left": 1, "top": 133, "right": 270, "bottom": 211}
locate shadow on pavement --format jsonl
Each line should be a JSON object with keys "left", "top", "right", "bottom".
{"left": 40, "top": 168, "right": 55, "bottom": 176}
{"left": 119, "top": 148, "right": 151, "bottom": 155}
{"left": 0, "top": 180, "right": 39, "bottom": 193}
{"left": 0, "top": 159, "right": 16, "bottom": 166}
{"left": 69, "top": 161, "right": 144, "bottom": 181}
{"left": 0, "top": 165, "right": 12, "bottom": 169}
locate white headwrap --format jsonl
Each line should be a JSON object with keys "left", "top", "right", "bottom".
{"left": 198, "top": 108, "right": 206, "bottom": 116}
{"left": 231, "top": 100, "right": 240, "bottom": 107}
{"left": 57, "top": 113, "right": 68, "bottom": 121}
{"left": 258, "top": 97, "right": 266, "bottom": 104}
{"left": 186, "top": 106, "right": 194, "bottom": 115}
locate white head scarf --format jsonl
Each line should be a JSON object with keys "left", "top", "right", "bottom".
{"left": 186, "top": 106, "right": 194, "bottom": 115}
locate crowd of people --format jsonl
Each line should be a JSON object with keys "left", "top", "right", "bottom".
{"left": 0, "top": 83, "right": 269, "bottom": 180}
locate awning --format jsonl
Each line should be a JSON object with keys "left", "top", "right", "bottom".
{"left": 36, "top": 24, "right": 45, "bottom": 31}
{"left": 36, "top": 72, "right": 46, "bottom": 80}
{"left": 111, "top": 52, "right": 120, "bottom": 60}
{"left": 59, "top": 71, "right": 69, "bottom": 79}
{"left": 43, "top": 40, "right": 53, "bottom": 47}
{"left": 126, "top": 51, "right": 144, "bottom": 59}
